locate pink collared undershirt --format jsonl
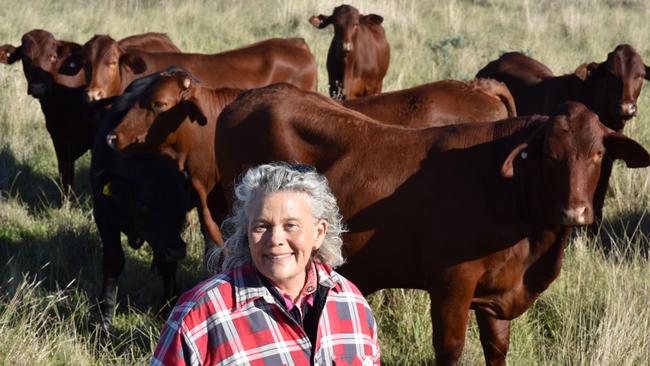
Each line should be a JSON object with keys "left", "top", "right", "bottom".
{"left": 273, "top": 261, "right": 318, "bottom": 318}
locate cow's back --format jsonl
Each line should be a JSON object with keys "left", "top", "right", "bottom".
{"left": 125, "top": 38, "right": 317, "bottom": 92}
{"left": 342, "top": 79, "right": 514, "bottom": 127}
{"left": 477, "top": 52, "right": 554, "bottom": 115}
{"left": 118, "top": 32, "right": 180, "bottom": 53}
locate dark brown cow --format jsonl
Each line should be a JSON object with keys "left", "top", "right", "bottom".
{"left": 215, "top": 83, "right": 650, "bottom": 366}
{"left": 342, "top": 78, "right": 516, "bottom": 127}
{"left": 476, "top": 45, "right": 650, "bottom": 224}
{"left": 90, "top": 73, "right": 195, "bottom": 330}
{"left": 106, "top": 69, "right": 243, "bottom": 255}
{"left": 0, "top": 30, "right": 179, "bottom": 195}
{"left": 61, "top": 37, "right": 318, "bottom": 101}
{"left": 310, "top": 4, "right": 390, "bottom": 99}
{"left": 1, "top": 30, "right": 93, "bottom": 195}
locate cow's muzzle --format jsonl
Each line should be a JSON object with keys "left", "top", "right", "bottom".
{"left": 27, "top": 82, "right": 47, "bottom": 97}
{"left": 106, "top": 132, "right": 117, "bottom": 149}
{"left": 561, "top": 206, "right": 592, "bottom": 226}
{"left": 86, "top": 88, "right": 105, "bottom": 102}
{"left": 616, "top": 103, "right": 637, "bottom": 120}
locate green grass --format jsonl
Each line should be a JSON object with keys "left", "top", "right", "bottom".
{"left": 0, "top": 0, "right": 649, "bottom": 364}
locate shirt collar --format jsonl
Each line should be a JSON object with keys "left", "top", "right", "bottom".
{"left": 233, "top": 261, "right": 337, "bottom": 309}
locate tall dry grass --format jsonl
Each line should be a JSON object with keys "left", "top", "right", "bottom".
{"left": 0, "top": 0, "right": 649, "bottom": 364}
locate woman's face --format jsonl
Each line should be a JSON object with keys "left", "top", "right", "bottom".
{"left": 247, "top": 191, "right": 327, "bottom": 293}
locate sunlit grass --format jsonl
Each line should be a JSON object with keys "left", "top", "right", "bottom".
{"left": 0, "top": 0, "right": 649, "bottom": 364}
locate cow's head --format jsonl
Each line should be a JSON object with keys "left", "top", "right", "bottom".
{"left": 1, "top": 29, "right": 85, "bottom": 97}
{"left": 59, "top": 35, "right": 128, "bottom": 102}
{"left": 108, "top": 68, "right": 208, "bottom": 154}
{"left": 574, "top": 44, "right": 649, "bottom": 131}
{"left": 309, "top": 4, "right": 383, "bottom": 56}
{"left": 501, "top": 102, "right": 649, "bottom": 228}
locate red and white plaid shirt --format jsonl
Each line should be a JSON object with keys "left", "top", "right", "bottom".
{"left": 151, "top": 262, "right": 380, "bottom": 366}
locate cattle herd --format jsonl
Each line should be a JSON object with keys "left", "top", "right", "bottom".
{"left": 1, "top": 3, "right": 649, "bottom": 365}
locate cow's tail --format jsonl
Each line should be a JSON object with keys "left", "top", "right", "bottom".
{"left": 472, "top": 78, "right": 517, "bottom": 118}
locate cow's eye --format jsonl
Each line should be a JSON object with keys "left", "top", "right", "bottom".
{"left": 594, "top": 151, "right": 604, "bottom": 161}
{"left": 152, "top": 101, "right": 167, "bottom": 110}
{"left": 109, "top": 60, "right": 118, "bottom": 67}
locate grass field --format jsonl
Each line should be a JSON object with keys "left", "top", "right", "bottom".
{"left": 0, "top": 0, "right": 649, "bottom": 364}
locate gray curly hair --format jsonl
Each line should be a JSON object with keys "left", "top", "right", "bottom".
{"left": 207, "top": 162, "right": 346, "bottom": 273}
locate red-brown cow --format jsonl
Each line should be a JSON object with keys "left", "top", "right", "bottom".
{"left": 477, "top": 45, "right": 650, "bottom": 225}
{"left": 61, "top": 37, "right": 317, "bottom": 101}
{"left": 62, "top": 33, "right": 180, "bottom": 101}
{"left": 215, "top": 83, "right": 650, "bottom": 366}
{"left": 1, "top": 30, "right": 179, "bottom": 195}
{"left": 342, "top": 78, "right": 516, "bottom": 127}
{"left": 105, "top": 69, "right": 243, "bottom": 258}
{"left": 310, "top": 4, "right": 390, "bottom": 99}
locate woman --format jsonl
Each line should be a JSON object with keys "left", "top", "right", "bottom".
{"left": 151, "top": 163, "right": 380, "bottom": 365}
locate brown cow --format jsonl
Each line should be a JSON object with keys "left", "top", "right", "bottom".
{"left": 215, "top": 83, "right": 650, "bottom": 366}
{"left": 61, "top": 33, "right": 180, "bottom": 102}
{"left": 105, "top": 68, "right": 243, "bottom": 257}
{"left": 342, "top": 78, "right": 516, "bottom": 127}
{"left": 310, "top": 4, "right": 390, "bottom": 99}
{"left": 476, "top": 45, "right": 650, "bottom": 225}
{"left": 0, "top": 30, "right": 179, "bottom": 195}
{"left": 60, "top": 37, "right": 317, "bottom": 101}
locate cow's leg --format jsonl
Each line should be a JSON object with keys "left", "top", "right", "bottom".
{"left": 156, "top": 260, "right": 178, "bottom": 320}
{"left": 591, "top": 156, "right": 613, "bottom": 230}
{"left": 97, "top": 221, "right": 125, "bottom": 331}
{"left": 429, "top": 292, "right": 472, "bottom": 366}
{"left": 476, "top": 311, "right": 511, "bottom": 366}
{"left": 194, "top": 184, "right": 225, "bottom": 273}
{"left": 54, "top": 146, "right": 74, "bottom": 199}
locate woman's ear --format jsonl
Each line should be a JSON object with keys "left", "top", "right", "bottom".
{"left": 314, "top": 219, "right": 328, "bottom": 250}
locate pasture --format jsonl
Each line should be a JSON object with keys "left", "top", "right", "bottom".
{"left": 0, "top": 0, "right": 649, "bottom": 364}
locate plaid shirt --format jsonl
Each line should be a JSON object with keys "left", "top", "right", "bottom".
{"left": 151, "top": 262, "right": 380, "bottom": 366}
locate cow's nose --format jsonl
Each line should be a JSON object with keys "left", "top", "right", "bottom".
{"left": 343, "top": 42, "right": 353, "bottom": 52}
{"left": 28, "top": 83, "right": 47, "bottom": 97}
{"left": 106, "top": 132, "right": 117, "bottom": 149}
{"left": 87, "top": 89, "right": 104, "bottom": 102}
{"left": 561, "top": 206, "right": 591, "bottom": 226}
{"left": 617, "top": 103, "right": 637, "bottom": 119}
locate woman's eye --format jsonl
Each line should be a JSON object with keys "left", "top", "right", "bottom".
{"left": 285, "top": 223, "right": 299, "bottom": 231}
{"left": 253, "top": 224, "right": 267, "bottom": 232}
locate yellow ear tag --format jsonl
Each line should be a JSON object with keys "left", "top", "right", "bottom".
{"left": 102, "top": 182, "right": 112, "bottom": 196}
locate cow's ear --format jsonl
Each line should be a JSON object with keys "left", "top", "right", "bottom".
{"left": 604, "top": 131, "right": 650, "bottom": 168}
{"left": 120, "top": 52, "right": 147, "bottom": 74}
{"left": 57, "top": 43, "right": 84, "bottom": 75}
{"left": 309, "top": 14, "right": 330, "bottom": 29}
{"left": 0, "top": 44, "right": 20, "bottom": 64}
{"left": 501, "top": 143, "right": 530, "bottom": 178}
{"left": 180, "top": 76, "right": 208, "bottom": 125}
{"left": 501, "top": 123, "right": 546, "bottom": 178}
{"left": 574, "top": 62, "right": 600, "bottom": 81}
{"left": 361, "top": 14, "right": 384, "bottom": 25}
{"left": 58, "top": 52, "right": 84, "bottom": 75}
